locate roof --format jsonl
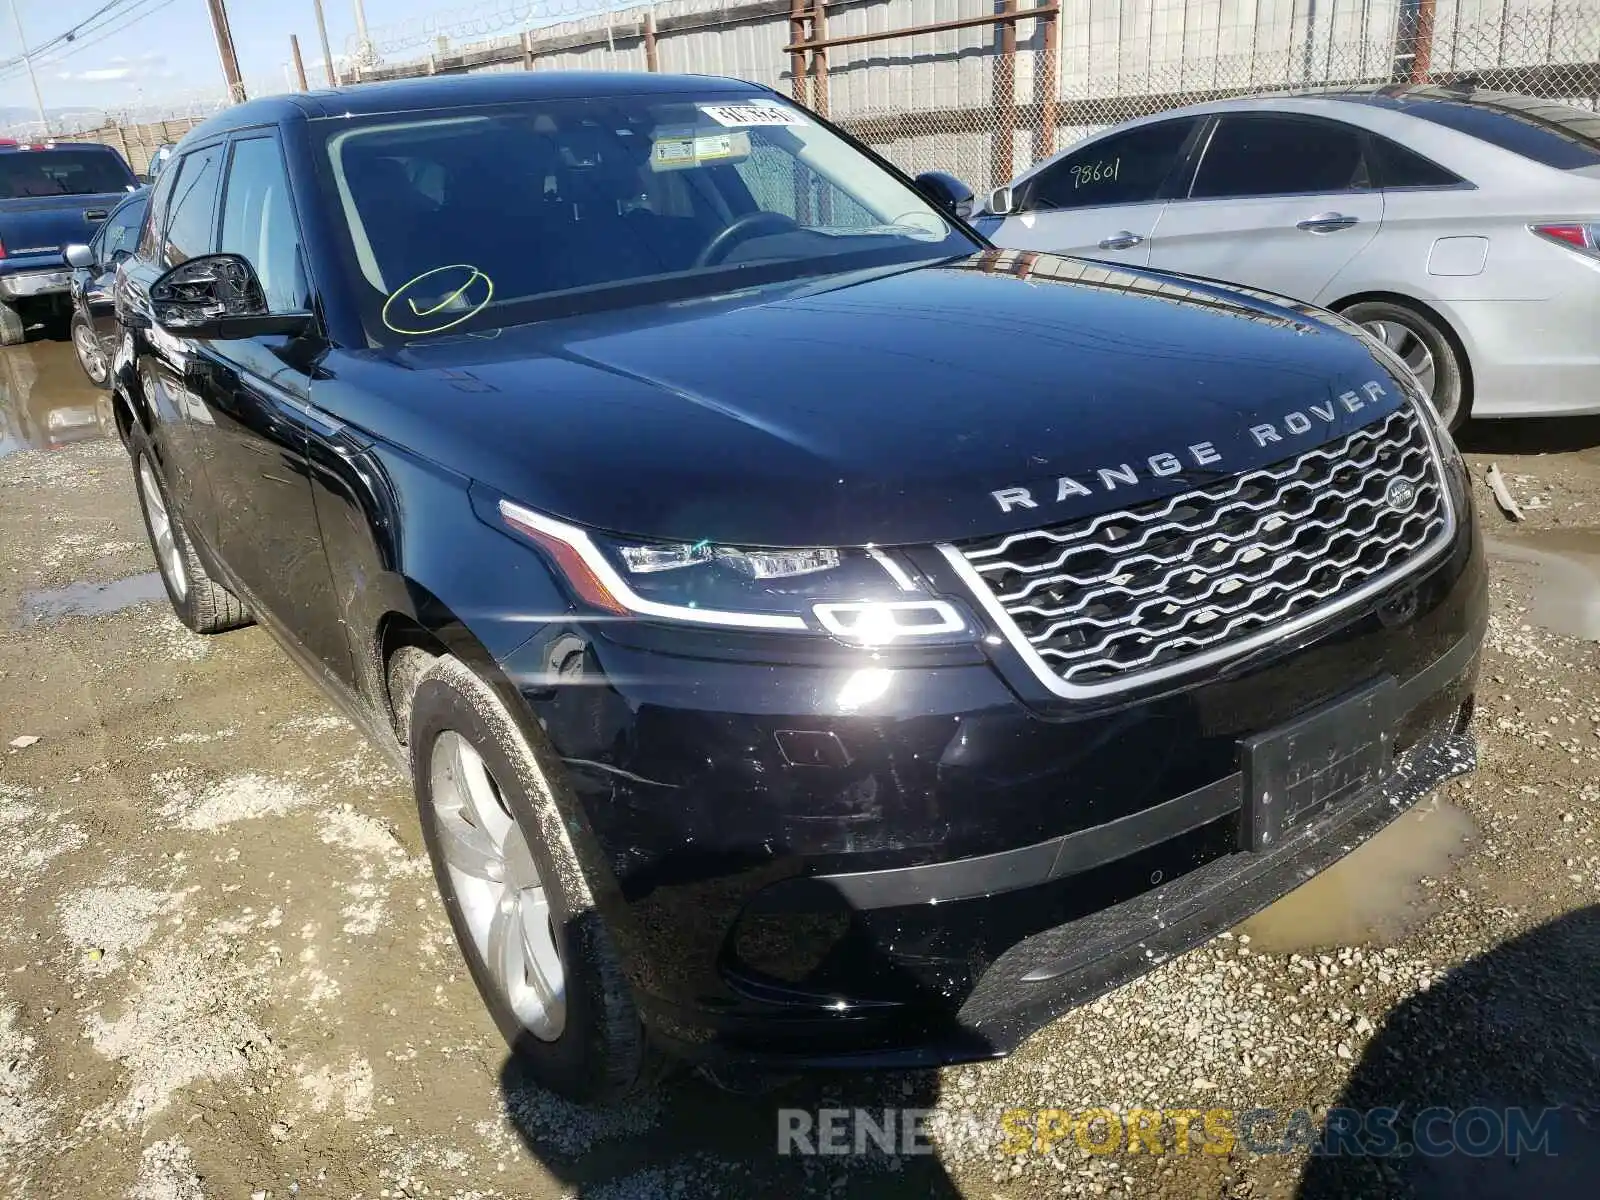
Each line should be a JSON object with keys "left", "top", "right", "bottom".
{"left": 181, "top": 71, "right": 765, "bottom": 141}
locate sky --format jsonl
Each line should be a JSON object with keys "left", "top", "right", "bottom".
{"left": 0, "top": 0, "right": 520, "bottom": 115}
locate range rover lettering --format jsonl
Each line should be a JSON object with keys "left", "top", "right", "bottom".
{"left": 110, "top": 74, "right": 1485, "bottom": 1100}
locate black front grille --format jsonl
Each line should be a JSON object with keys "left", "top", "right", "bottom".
{"left": 959, "top": 405, "right": 1449, "bottom": 691}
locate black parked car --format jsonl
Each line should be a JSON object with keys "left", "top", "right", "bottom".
{"left": 111, "top": 73, "right": 1485, "bottom": 1101}
{"left": 64, "top": 187, "right": 147, "bottom": 387}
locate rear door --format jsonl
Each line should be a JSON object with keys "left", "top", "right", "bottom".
{"left": 983, "top": 118, "right": 1201, "bottom": 266}
{"left": 1144, "top": 113, "right": 1384, "bottom": 302}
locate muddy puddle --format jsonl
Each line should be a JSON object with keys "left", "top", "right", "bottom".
{"left": 1485, "top": 530, "right": 1600, "bottom": 642}
{"left": 1, "top": 342, "right": 114, "bottom": 460}
{"left": 18, "top": 572, "right": 166, "bottom": 625}
{"left": 1239, "top": 798, "right": 1476, "bottom": 952}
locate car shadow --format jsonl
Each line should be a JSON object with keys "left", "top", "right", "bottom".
{"left": 1455, "top": 415, "right": 1600, "bottom": 456}
{"left": 497, "top": 1056, "right": 964, "bottom": 1197}
{"left": 496, "top": 879, "right": 975, "bottom": 1197}
{"left": 1297, "top": 905, "right": 1600, "bottom": 1200}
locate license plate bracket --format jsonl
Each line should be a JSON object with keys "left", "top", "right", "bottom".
{"left": 1239, "top": 678, "right": 1396, "bottom": 852}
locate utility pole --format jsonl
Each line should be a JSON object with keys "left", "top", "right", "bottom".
{"left": 312, "top": 0, "right": 337, "bottom": 86}
{"left": 204, "top": 0, "right": 246, "bottom": 103}
{"left": 6, "top": 1, "right": 49, "bottom": 136}
{"left": 290, "top": 34, "right": 309, "bottom": 90}
{"left": 352, "top": 0, "right": 376, "bottom": 66}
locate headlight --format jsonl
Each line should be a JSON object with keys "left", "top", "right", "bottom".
{"left": 498, "top": 499, "right": 974, "bottom": 645}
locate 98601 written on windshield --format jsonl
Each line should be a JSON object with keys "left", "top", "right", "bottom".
{"left": 319, "top": 92, "right": 972, "bottom": 338}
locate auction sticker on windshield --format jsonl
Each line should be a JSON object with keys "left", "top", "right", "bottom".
{"left": 698, "top": 102, "right": 807, "bottom": 128}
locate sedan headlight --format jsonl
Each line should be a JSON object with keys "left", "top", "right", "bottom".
{"left": 498, "top": 499, "right": 973, "bottom": 644}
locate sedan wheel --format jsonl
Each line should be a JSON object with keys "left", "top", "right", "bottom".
{"left": 428, "top": 729, "right": 566, "bottom": 1041}
{"left": 1340, "top": 298, "right": 1468, "bottom": 431}
{"left": 1359, "top": 319, "right": 1436, "bottom": 400}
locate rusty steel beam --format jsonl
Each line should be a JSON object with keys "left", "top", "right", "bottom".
{"left": 993, "top": 0, "right": 1018, "bottom": 202}
{"left": 784, "top": 4, "right": 1059, "bottom": 54}
{"left": 810, "top": 0, "right": 830, "bottom": 118}
{"left": 1410, "top": 0, "right": 1438, "bottom": 83}
{"left": 1036, "top": 6, "right": 1060, "bottom": 162}
{"left": 645, "top": 10, "right": 660, "bottom": 71}
{"left": 790, "top": 0, "right": 810, "bottom": 106}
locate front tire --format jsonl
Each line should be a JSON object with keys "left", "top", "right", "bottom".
{"left": 128, "top": 424, "right": 251, "bottom": 634}
{"left": 1340, "top": 298, "right": 1468, "bottom": 431}
{"left": 406, "top": 653, "right": 648, "bottom": 1102}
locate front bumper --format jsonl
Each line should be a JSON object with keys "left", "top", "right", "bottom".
{"left": 499, "top": 487, "right": 1486, "bottom": 1069}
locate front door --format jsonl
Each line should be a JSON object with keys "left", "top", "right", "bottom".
{"left": 1143, "top": 113, "right": 1385, "bottom": 304}
{"left": 189, "top": 133, "right": 354, "bottom": 686}
{"left": 984, "top": 117, "right": 1202, "bottom": 267}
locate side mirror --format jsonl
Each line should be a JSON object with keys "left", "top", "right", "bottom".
{"left": 150, "top": 253, "right": 312, "bottom": 341}
{"left": 987, "top": 185, "right": 1016, "bottom": 217}
{"left": 913, "top": 170, "right": 975, "bottom": 220}
{"left": 64, "top": 243, "right": 94, "bottom": 270}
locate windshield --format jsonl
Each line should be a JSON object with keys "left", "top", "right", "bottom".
{"left": 0, "top": 147, "right": 137, "bottom": 199}
{"left": 315, "top": 93, "right": 974, "bottom": 340}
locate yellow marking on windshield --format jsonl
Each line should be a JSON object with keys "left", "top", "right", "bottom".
{"left": 382, "top": 264, "right": 495, "bottom": 336}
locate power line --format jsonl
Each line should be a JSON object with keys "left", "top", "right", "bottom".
{"left": 0, "top": 0, "right": 180, "bottom": 83}
{"left": 0, "top": 0, "right": 143, "bottom": 73}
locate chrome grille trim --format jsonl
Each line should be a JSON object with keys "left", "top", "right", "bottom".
{"left": 940, "top": 401, "right": 1456, "bottom": 700}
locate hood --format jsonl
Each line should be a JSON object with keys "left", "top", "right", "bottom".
{"left": 320, "top": 252, "right": 1412, "bottom": 547}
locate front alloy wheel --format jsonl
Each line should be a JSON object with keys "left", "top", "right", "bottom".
{"left": 428, "top": 729, "right": 566, "bottom": 1041}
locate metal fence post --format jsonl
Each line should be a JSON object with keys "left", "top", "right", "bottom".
{"left": 645, "top": 10, "right": 659, "bottom": 72}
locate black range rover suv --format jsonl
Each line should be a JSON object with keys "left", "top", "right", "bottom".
{"left": 110, "top": 72, "right": 1484, "bottom": 1100}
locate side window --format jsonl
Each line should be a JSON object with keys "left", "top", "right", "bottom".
{"left": 162, "top": 144, "right": 224, "bottom": 268}
{"left": 1022, "top": 119, "right": 1197, "bottom": 212}
{"left": 219, "top": 136, "right": 307, "bottom": 313}
{"left": 100, "top": 199, "right": 148, "bottom": 264}
{"left": 1190, "top": 115, "right": 1371, "bottom": 199}
{"left": 137, "top": 161, "right": 182, "bottom": 260}
{"left": 1369, "top": 135, "right": 1466, "bottom": 188}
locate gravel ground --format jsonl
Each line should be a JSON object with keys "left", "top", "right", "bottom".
{"left": 2, "top": 339, "right": 1598, "bottom": 1199}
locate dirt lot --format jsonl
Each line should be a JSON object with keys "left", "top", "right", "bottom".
{"left": 2, "top": 337, "right": 1598, "bottom": 1200}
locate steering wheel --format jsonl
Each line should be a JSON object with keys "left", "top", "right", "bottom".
{"left": 694, "top": 211, "right": 800, "bottom": 268}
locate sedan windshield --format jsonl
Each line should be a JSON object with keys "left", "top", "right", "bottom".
{"left": 315, "top": 93, "right": 974, "bottom": 339}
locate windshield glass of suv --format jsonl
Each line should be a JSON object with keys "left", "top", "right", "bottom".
{"left": 0, "top": 148, "right": 137, "bottom": 198}
{"left": 316, "top": 94, "right": 973, "bottom": 339}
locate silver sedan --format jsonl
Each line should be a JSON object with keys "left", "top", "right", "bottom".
{"left": 975, "top": 85, "right": 1600, "bottom": 428}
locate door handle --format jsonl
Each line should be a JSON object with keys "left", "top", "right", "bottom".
{"left": 83, "top": 208, "right": 109, "bottom": 222}
{"left": 1296, "top": 212, "right": 1360, "bottom": 233}
{"left": 1098, "top": 230, "right": 1145, "bottom": 250}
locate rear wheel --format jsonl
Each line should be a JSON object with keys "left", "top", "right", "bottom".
{"left": 1340, "top": 298, "right": 1468, "bottom": 431}
{"left": 128, "top": 423, "right": 251, "bottom": 634}
{"left": 70, "top": 314, "right": 111, "bottom": 388}
{"left": 404, "top": 652, "right": 650, "bottom": 1102}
